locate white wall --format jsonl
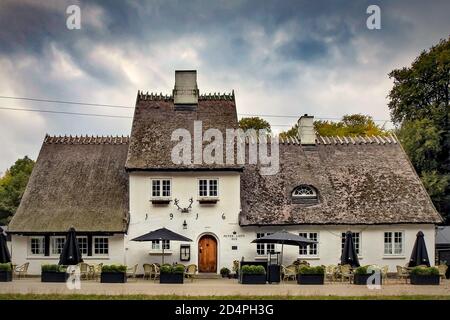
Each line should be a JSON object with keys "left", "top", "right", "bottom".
{"left": 10, "top": 234, "right": 125, "bottom": 275}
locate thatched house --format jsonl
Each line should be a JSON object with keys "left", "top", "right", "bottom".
{"left": 8, "top": 70, "right": 442, "bottom": 275}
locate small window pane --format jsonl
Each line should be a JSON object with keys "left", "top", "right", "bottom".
{"left": 209, "top": 180, "right": 218, "bottom": 197}
{"left": 199, "top": 180, "right": 208, "bottom": 197}
{"left": 152, "top": 180, "right": 161, "bottom": 197}
{"left": 77, "top": 236, "right": 88, "bottom": 255}
{"left": 162, "top": 180, "right": 171, "bottom": 197}
{"left": 30, "top": 237, "right": 45, "bottom": 255}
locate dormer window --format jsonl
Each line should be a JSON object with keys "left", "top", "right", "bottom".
{"left": 292, "top": 185, "right": 318, "bottom": 204}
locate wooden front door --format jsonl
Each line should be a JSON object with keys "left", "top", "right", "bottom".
{"left": 198, "top": 235, "right": 217, "bottom": 273}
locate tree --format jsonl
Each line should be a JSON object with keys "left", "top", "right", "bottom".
{"left": 388, "top": 37, "right": 450, "bottom": 222}
{"left": 0, "top": 156, "right": 35, "bottom": 225}
{"left": 238, "top": 117, "right": 271, "bottom": 132}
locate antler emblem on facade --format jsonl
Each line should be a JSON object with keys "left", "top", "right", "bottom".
{"left": 173, "top": 197, "right": 193, "bottom": 213}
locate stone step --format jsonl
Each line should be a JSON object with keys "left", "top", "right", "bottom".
{"left": 195, "top": 273, "right": 221, "bottom": 279}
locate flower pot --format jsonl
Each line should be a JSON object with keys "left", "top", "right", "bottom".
{"left": 240, "top": 274, "right": 266, "bottom": 284}
{"left": 100, "top": 272, "right": 127, "bottom": 283}
{"left": 410, "top": 274, "right": 440, "bottom": 285}
{"left": 41, "top": 271, "right": 68, "bottom": 283}
{"left": 353, "top": 273, "right": 383, "bottom": 285}
{"left": 297, "top": 274, "right": 324, "bottom": 285}
{"left": 221, "top": 273, "right": 229, "bottom": 278}
{"left": 0, "top": 271, "right": 12, "bottom": 282}
{"left": 160, "top": 273, "right": 184, "bottom": 284}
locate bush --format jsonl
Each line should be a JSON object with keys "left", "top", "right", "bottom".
{"left": 101, "top": 264, "right": 127, "bottom": 273}
{"left": 241, "top": 265, "right": 266, "bottom": 275}
{"left": 173, "top": 264, "right": 185, "bottom": 274}
{"left": 220, "top": 267, "right": 230, "bottom": 276}
{"left": 410, "top": 266, "right": 439, "bottom": 276}
{"left": 0, "top": 263, "right": 12, "bottom": 271}
{"left": 160, "top": 264, "right": 185, "bottom": 274}
{"left": 160, "top": 264, "right": 173, "bottom": 274}
{"left": 41, "top": 264, "right": 64, "bottom": 272}
{"left": 297, "top": 265, "right": 324, "bottom": 275}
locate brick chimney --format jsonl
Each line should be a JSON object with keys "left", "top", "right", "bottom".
{"left": 173, "top": 70, "right": 199, "bottom": 105}
{"left": 297, "top": 114, "right": 316, "bottom": 145}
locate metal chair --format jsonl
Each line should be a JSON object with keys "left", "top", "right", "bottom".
{"left": 281, "top": 265, "right": 296, "bottom": 281}
{"left": 143, "top": 263, "right": 152, "bottom": 280}
{"left": 339, "top": 264, "right": 353, "bottom": 283}
{"left": 185, "top": 264, "right": 197, "bottom": 282}
{"left": 438, "top": 264, "right": 448, "bottom": 280}
{"left": 325, "top": 265, "right": 337, "bottom": 282}
{"left": 14, "top": 262, "right": 29, "bottom": 279}
{"left": 78, "top": 262, "right": 90, "bottom": 280}
{"left": 396, "top": 265, "right": 409, "bottom": 284}
{"left": 152, "top": 263, "right": 160, "bottom": 282}
{"left": 127, "top": 264, "right": 138, "bottom": 281}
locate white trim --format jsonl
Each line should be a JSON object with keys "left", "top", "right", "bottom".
{"left": 93, "top": 236, "right": 109, "bottom": 256}
{"left": 28, "top": 236, "right": 45, "bottom": 257}
{"left": 383, "top": 230, "right": 405, "bottom": 256}
{"left": 298, "top": 231, "right": 319, "bottom": 258}
{"left": 197, "top": 178, "right": 219, "bottom": 198}
{"left": 150, "top": 178, "right": 172, "bottom": 199}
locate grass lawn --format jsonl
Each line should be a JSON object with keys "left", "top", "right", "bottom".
{"left": 0, "top": 294, "right": 449, "bottom": 300}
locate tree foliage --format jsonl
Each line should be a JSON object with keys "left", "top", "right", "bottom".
{"left": 0, "top": 156, "right": 35, "bottom": 225}
{"left": 238, "top": 117, "right": 271, "bottom": 132}
{"left": 388, "top": 37, "right": 450, "bottom": 222}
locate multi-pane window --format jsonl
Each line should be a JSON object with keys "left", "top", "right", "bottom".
{"left": 152, "top": 179, "right": 171, "bottom": 197}
{"left": 341, "top": 232, "right": 361, "bottom": 255}
{"left": 152, "top": 240, "right": 170, "bottom": 250}
{"left": 76, "top": 236, "right": 88, "bottom": 255}
{"left": 199, "top": 179, "right": 218, "bottom": 197}
{"left": 256, "top": 233, "right": 275, "bottom": 255}
{"left": 384, "top": 231, "right": 404, "bottom": 255}
{"left": 51, "top": 236, "right": 66, "bottom": 255}
{"left": 30, "top": 237, "right": 45, "bottom": 255}
{"left": 94, "top": 237, "right": 109, "bottom": 255}
{"left": 299, "top": 232, "right": 318, "bottom": 256}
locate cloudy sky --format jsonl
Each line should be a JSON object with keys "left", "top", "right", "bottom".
{"left": 0, "top": 0, "right": 449, "bottom": 172}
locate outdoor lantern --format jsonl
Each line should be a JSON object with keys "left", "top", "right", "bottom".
{"left": 183, "top": 220, "right": 187, "bottom": 229}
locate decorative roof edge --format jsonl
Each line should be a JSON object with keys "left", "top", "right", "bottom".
{"left": 44, "top": 134, "right": 130, "bottom": 145}
{"left": 136, "top": 90, "right": 235, "bottom": 101}
{"left": 238, "top": 134, "right": 398, "bottom": 145}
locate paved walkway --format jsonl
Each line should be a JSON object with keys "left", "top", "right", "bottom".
{"left": 1, "top": 278, "right": 450, "bottom": 297}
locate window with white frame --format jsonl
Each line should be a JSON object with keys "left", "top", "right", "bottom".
{"left": 199, "top": 179, "right": 218, "bottom": 197}
{"left": 384, "top": 231, "right": 404, "bottom": 255}
{"left": 29, "top": 236, "right": 45, "bottom": 255}
{"left": 76, "top": 236, "right": 88, "bottom": 255}
{"left": 341, "top": 232, "right": 361, "bottom": 255}
{"left": 152, "top": 179, "right": 171, "bottom": 197}
{"left": 256, "top": 233, "right": 275, "bottom": 255}
{"left": 299, "top": 232, "right": 318, "bottom": 256}
{"left": 51, "top": 236, "right": 66, "bottom": 255}
{"left": 151, "top": 240, "right": 170, "bottom": 250}
{"left": 94, "top": 237, "right": 109, "bottom": 255}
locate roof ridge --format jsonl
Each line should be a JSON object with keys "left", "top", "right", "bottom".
{"left": 275, "top": 134, "right": 397, "bottom": 146}
{"left": 44, "top": 134, "right": 130, "bottom": 145}
{"left": 136, "top": 90, "right": 235, "bottom": 101}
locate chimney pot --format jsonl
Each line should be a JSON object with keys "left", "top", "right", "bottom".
{"left": 298, "top": 114, "right": 316, "bottom": 145}
{"left": 173, "top": 70, "right": 199, "bottom": 105}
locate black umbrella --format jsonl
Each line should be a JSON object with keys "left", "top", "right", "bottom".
{"left": 131, "top": 227, "right": 192, "bottom": 265}
{"left": 341, "top": 231, "right": 360, "bottom": 268}
{"left": 251, "top": 230, "right": 317, "bottom": 265}
{"left": 59, "top": 227, "right": 83, "bottom": 265}
{"left": 0, "top": 229, "right": 11, "bottom": 264}
{"left": 408, "top": 231, "right": 430, "bottom": 267}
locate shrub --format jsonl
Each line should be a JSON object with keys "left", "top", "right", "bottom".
{"left": 410, "top": 266, "right": 439, "bottom": 276}
{"left": 101, "top": 264, "right": 127, "bottom": 273}
{"left": 173, "top": 264, "right": 185, "bottom": 274}
{"left": 0, "top": 263, "right": 12, "bottom": 272}
{"left": 160, "top": 264, "right": 185, "bottom": 274}
{"left": 220, "top": 267, "right": 230, "bottom": 276}
{"left": 297, "top": 265, "right": 324, "bottom": 275}
{"left": 241, "top": 265, "right": 266, "bottom": 275}
{"left": 160, "top": 264, "right": 173, "bottom": 274}
{"left": 41, "top": 264, "right": 64, "bottom": 272}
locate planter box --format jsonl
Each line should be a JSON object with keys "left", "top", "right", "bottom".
{"left": 410, "top": 274, "right": 440, "bottom": 285}
{"left": 41, "top": 271, "right": 68, "bottom": 283}
{"left": 353, "top": 273, "right": 383, "bottom": 285}
{"left": 100, "top": 272, "right": 127, "bottom": 283}
{"left": 297, "top": 274, "right": 324, "bottom": 285}
{"left": 160, "top": 273, "right": 184, "bottom": 284}
{"left": 0, "top": 271, "right": 12, "bottom": 282}
{"left": 240, "top": 274, "right": 266, "bottom": 284}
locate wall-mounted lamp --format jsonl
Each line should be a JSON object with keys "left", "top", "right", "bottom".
{"left": 183, "top": 220, "right": 187, "bottom": 230}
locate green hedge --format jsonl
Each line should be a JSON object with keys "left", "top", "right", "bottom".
{"left": 410, "top": 266, "right": 439, "bottom": 276}
{"left": 220, "top": 267, "right": 230, "bottom": 275}
{"left": 160, "top": 264, "right": 185, "bottom": 274}
{"left": 101, "top": 264, "right": 127, "bottom": 273}
{"left": 0, "top": 263, "right": 12, "bottom": 271}
{"left": 41, "top": 264, "right": 65, "bottom": 272}
{"left": 297, "top": 265, "right": 324, "bottom": 275}
{"left": 241, "top": 265, "right": 266, "bottom": 275}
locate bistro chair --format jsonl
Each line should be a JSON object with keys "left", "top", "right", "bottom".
{"left": 152, "top": 263, "right": 160, "bottom": 282}
{"left": 185, "top": 264, "right": 197, "bottom": 282}
{"left": 381, "top": 265, "right": 389, "bottom": 283}
{"left": 127, "top": 264, "right": 138, "bottom": 281}
{"left": 78, "top": 262, "right": 90, "bottom": 280}
{"left": 143, "top": 263, "right": 152, "bottom": 280}
{"left": 281, "top": 265, "right": 296, "bottom": 281}
{"left": 325, "top": 265, "right": 337, "bottom": 282}
{"left": 93, "top": 263, "right": 103, "bottom": 281}
{"left": 396, "top": 265, "right": 409, "bottom": 284}
{"left": 14, "top": 262, "right": 29, "bottom": 279}
{"left": 438, "top": 264, "right": 448, "bottom": 280}
{"left": 339, "top": 264, "right": 353, "bottom": 283}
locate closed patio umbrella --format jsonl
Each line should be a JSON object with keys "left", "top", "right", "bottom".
{"left": 408, "top": 231, "right": 430, "bottom": 267}
{"left": 131, "top": 227, "right": 192, "bottom": 265}
{"left": 0, "top": 231, "right": 11, "bottom": 264}
{"left": 341, "top": 231, "right": 360, "bottom": 268}
{"left": 59, "top": 227, "right": 83, "bottom": 265}
{"left": 251, "top": 230, "right": 317, "bottom": 265}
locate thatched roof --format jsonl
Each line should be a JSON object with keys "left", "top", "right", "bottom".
{"left": 240, "top": 136, "right": 443, "bottom": 226}
{"left": 125, "top": 91, "right": 241, "bottom": 171}
{"left": 8, "top": 135, "right": 130, "bottom": 233}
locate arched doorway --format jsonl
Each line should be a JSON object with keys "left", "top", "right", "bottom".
{"left": 198, "top": 234, "right": 217, "bottom": 273}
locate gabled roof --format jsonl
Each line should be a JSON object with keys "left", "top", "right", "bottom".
{"left": 125, "top": 91, "right": 241, "bottom": 171}
{"left": 240, "top": 137, "right": 443, "bottom": 226}
{"left": 8, "top": 135, "right": 130, "bottom": 233}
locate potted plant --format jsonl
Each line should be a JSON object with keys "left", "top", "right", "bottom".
{"left": 220, "top": 267, "right": 230, "bottom": 278}
{"left": 297, "top": 265, "right": 325, "bottom": 285}
{"left": 100, "top": 264, "right": 127, "bottom": 283}
{"left": 160, "top": 264, "right": 185, "bottom": 284}
{"left": 353, "top": 265, "right": 382, "bottom": 285}
{"left": 410, "top": 266, "right": 440, "bottom": 285}
{"left": 41, "top": 264, "right": 68, "bottom": 282}
{"left": 0, "top": 263, "right": 12, "bottom": 282}
{"left": 229, "top": 260, "right": 239, "bottom": 279}
{"left": 239, "top": 265, "right": 266, "bottom": 284}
